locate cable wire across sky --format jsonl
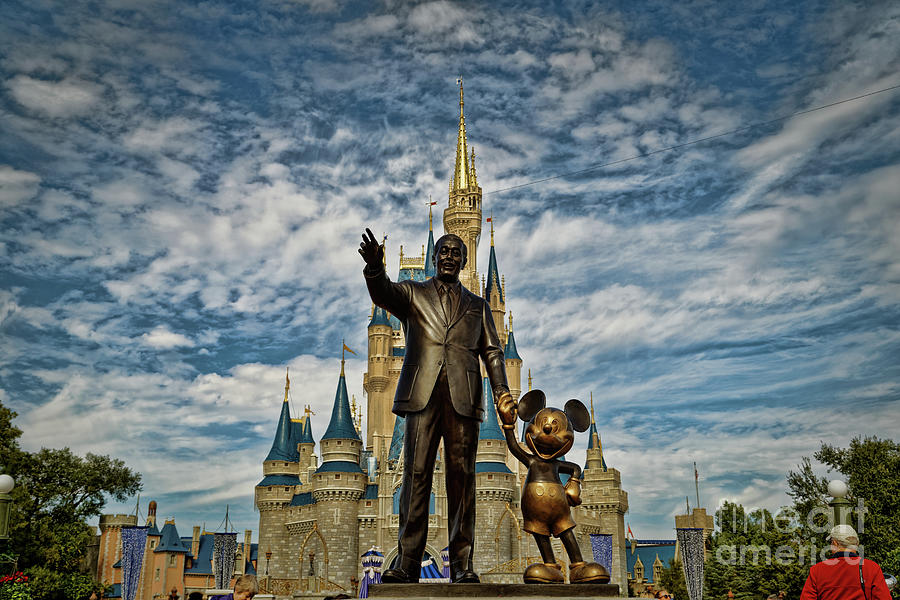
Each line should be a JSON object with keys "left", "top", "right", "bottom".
{"left": 486, "top": 83, "right": 900, "bottom": 196}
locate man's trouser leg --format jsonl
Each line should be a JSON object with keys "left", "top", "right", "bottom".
{"left": 395, "top": 380, "right": 443, "bottom": 575}
{"left": 441, "top": 384, "right": 480, "bottom": 577}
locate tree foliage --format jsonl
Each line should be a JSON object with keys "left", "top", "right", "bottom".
{"left": 657, "top": 558, "right": 688, "bottom": 599}
{"left": 704, "top": 501, "right": 809, "bottom": 599}
{"left": 0, "top": 399, "right": 141, "bottom": 599}
{"left": 788, "top": 436, "right": 900, "bottom": 579}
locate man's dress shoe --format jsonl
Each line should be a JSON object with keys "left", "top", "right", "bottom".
{"left": 381, "top": 567, "right": 418, "bottom": 584}
{"left": 452, "top": 570, "right": 480, "bottom": 584}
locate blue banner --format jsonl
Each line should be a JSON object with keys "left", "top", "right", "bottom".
{"left": 589, "top": 533, "right": 613, "bottom": 574}
{"left": 121, "top": 526, "right": 148, "bottom": 600}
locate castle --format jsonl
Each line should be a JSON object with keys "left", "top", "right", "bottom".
{"left": 254, "top": 82, "right": 631, "bottom": 595}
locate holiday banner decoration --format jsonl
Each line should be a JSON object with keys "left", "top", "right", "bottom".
{"left": 677, "top": 527, "right": 706, "bottom": 600}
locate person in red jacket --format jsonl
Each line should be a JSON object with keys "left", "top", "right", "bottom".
{"left": 800, "top": 524, "right": 892, "bottom": 600}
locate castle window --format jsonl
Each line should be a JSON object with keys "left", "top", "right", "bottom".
{"left": 150, "top": 540, "right": 156, "bottom": 548}
{"left": 169, "top": 555, "right": 176, "bottom": 567}
{"left": 284, "top": 462, "right": 289, "bottom": 466}
{"left": 335, "top": 474, "right": 341, "bottom": 480}
{"left": 487, "top": 474, "right": 493, "bottom": 480}
{"left": 155, "top": 568, "right": 160, "bottom": 581}
{"left": 365, "top": 501, "right": 372, "bottom": 507}
{"left": 284, "top": 487, "right": 290, "bottom": 492}
{"left": 336, "top": 440, "right": 342, "bottom": 445}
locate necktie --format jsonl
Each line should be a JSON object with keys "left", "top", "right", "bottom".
{"left": 441, "top": 286, "right": 453, "bottom": 322}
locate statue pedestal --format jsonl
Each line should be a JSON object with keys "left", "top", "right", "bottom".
{"left": 369, "top": 583, "right": 620, "bottom": 599}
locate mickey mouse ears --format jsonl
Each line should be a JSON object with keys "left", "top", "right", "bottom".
{"left": 564, "top": 399, "right": 591, "bottom": 433}
{"left": 518, "top": 389, "right": 545, "bottom": 422}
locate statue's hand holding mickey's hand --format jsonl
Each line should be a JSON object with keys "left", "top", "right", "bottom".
{"left": 359, "top": 228, "right": 384, "bottom": 269}
{"left": 497, "top": 392, "right": 517, "bottom": 427}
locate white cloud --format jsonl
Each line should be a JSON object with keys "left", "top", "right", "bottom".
{"left": 6, "top": 75, "right": 103, "bottom": 117}
{"left": 141, "top": 326, "right": 196, "bottom": 349}
{"left": 0, "top": 165, "right": 40, "bottom": 207}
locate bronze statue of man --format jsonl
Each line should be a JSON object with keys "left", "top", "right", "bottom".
{"left": 359, "top": 227, "right": 513, "bottom": 584}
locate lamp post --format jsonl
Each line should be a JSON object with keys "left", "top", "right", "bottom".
{"left": 0, "top": 474, "right": 14, "bottom": 541}
{"left": 264, "top": 550, "right": 271, "bottom": 593}
{"left": 827, "top": 479, "right": 851, "bottom": 527}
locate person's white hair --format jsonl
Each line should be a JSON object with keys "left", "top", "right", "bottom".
{"left": 827, "top": 524, "right": 860, "bottom": 551}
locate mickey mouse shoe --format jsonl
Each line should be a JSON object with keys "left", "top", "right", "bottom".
{"left": 569, "top": 561, "right": 611, "bottom": 584}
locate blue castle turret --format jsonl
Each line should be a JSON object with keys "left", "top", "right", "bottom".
{"left": 312, "top": 356, "right": 366, "bottom": 586}
{"left": 476, "top": 377, "right": 512, "bottom": 475}
{"left": 316, "top": 357, "right": 364, "bottom": 475}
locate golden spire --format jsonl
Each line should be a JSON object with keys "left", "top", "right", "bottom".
{"left": 351, "top": 394, "right": 360, "bottom": 433}
{"left": 283, "top": 368, "right": 290, "bottom": 403}
{"left": 428, "top": 195, "right": 433, "bottom": 230}
{"left": 489, "top": 210, "right": 494, "bottom": 246}
{"left": 590, "top": 391, "right": 603, "bottom": 457}
{"left": 304, "top": 404, "right": 315, "bottom": 419}
{"left": 470, "top": 147, "right": 478, "bottom": 188}
{"left": 453, "top": 77, "right": 470, "bottom": 191}
{"left": 527, "top": 368, "right": 533, "bottom": 391}
{"left": 509, "top": 311, "right": 513, "bottom": 331}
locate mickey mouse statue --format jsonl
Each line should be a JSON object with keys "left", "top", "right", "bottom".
{"left": 498, "top": 389, "right": 610, "bottom": 584}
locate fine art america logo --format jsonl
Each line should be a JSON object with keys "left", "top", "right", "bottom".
{"left": 714, "top": 499, "right": 867, "bottom": 566}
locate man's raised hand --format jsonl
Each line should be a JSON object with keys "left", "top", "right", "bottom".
{"left": 359, "top": 228, "right": 384, "bottom": 268}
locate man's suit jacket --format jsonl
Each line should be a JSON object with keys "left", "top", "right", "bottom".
{"left": 365, "top": 267, "right": 509, "bottom": 420}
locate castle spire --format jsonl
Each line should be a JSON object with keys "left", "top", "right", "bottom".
{"left": 504, "top": 312, "right": 521, "bottom": 360}
{"left": 301, "top": 404, "right": 316, "bottom": 444}
{"left": 586, "top": 392, "right": 607, "bottom": 470}
{"left": 453, "top": 77, "right": 470, "bottom": 191}
{"left": 265, "top": 369, "right": 300, "bottom": 462}
{"left": 484, "top": 214, "right": 503, "bottom": 303}
{"left": 321, "top": 358, "right": 361, "bottom": 442}
{"left": 425, "top": 199, "right": 437, "bottom": 278}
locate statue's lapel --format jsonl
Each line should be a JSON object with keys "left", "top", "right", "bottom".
{"left": 426, "top": 278, "right": 445, "bottom": 324}
{"left": 448, "top": 288, "right": 473, "bottom": 329}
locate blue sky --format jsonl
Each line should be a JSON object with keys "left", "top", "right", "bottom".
{"left": 1, "top": 0, "right": 898, "bottom": 540}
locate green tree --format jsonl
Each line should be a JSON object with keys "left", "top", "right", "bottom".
{"left": 0, "top": 400, "right": 141, "bottom": 599}
{"left": 657, "top": 557, "right": 688, "bottom": 599}
{"left": 9, "top": 448, "right": 142, "bottom": 568}
{"left": 704, "top": 501, "right": 808, "bottom": 599}
{"left": 788, "top": 436, "right": 900, "bottom": 598}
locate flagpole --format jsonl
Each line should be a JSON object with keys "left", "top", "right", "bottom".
{"left": 694, "top": 462, "right": 701, "bottom": 509}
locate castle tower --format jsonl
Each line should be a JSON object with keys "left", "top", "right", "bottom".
{"left": 136, "top": 500, "right": 161, "bottom": 600}
{"left": 255, "top": 372, "right": 302, "bottom": 579}
{"left": 425, "top": 203, "right": 436, "bottom": 278}
{"left": 97, "top": 512, "right": 137, "bottom": 585}
{"left": 298, "top": 404, "right": 317, "bottom": 480}
{"left": 148, "top": 520, "right": 189, "bottom": 598}
{"left": 575, "top": 393, "right": 629, "bottom": 593}
{"left": 504, "top": 313, "right": 522, "bottom": 402}
{"left": 474, "top": 377, "right": 518, "bottom": 575}
{"left": 443, "top": 79, "right": 482, "bottom": 294}
{"left": 313, "top": 357, "right": 366, "bottom": 588}
{"left": 365, "top": 305, "right": 393, "bottom": 458}
{"left": 484, "top": 218, "right": 506, "bottom": 342}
